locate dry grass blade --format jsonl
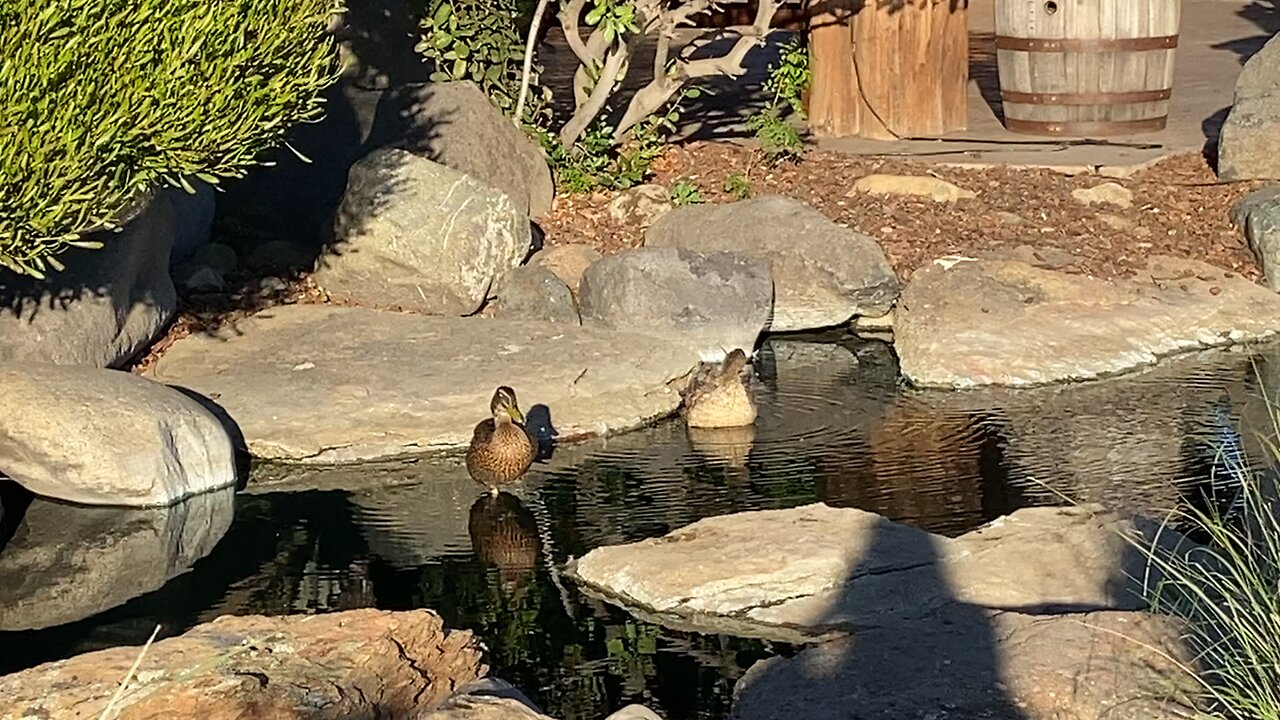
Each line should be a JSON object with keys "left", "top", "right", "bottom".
{"left": 98, "top": 624, "right": 161, "bottom": 720}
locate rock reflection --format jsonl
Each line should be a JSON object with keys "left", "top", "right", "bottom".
{"left": 469, "top": 491, "right": 542, "bottom": 596}
{"left": 0, "top": 486, "right": 234, "bottom": 631}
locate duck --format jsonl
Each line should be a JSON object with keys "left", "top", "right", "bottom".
{"left": 466, "top": 386, "right": 537, "bottom": 495}
{"left": 680, "top": 348, "right": 758, "bottom": 429}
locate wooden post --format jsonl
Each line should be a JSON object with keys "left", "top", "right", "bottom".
{"left": 807, "top": 0, "right": 969, "bottom": 140}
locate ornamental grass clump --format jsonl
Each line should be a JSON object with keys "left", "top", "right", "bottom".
{"left": 1138, "top": 402, "right": 1280, "bottom": 719}
{"left": 0, "top": 0, "right": 343, "bottom": 278}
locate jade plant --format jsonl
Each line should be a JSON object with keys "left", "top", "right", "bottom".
{"left": 0, "top": 0, "right": 343, "bottom": 278}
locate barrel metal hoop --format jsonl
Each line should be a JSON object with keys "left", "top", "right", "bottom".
{"left": 1000, "top": 88, "right": 1173, "bottom": 105}
{"left": 994, "top": 35, "right": 1180, "bottom": 52}
{"left": 1003, "top": 117, "right": 1169, "bottom": 136}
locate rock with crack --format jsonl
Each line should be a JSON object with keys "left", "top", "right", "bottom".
{"left": 0, "top": 609, "right": 487, "bottom": 720}
{"left": 731, "top": 608, "right": 1195, "bottom": 720}
{"left": 1232, "top": 184, "right": 1280, "bottom": 291}
{"left": 895, "top": 255, "right": 1280, "bottom": 387}
{"left": 145, "top": 304, "right": 698, "bottom": 462}
{"left": 644, "top": 196, "right": 899, "bottom": 331}
{"left": 566, "top": 503, "right": 1191, "bottom": 644}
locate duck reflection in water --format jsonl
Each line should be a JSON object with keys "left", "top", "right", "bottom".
{"left": 468, "top": 491, "right": 542, "bottom": 597}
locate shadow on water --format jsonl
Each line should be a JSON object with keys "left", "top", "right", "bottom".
{"left": 5, "top": 336, "right": 1280, "bottom": 717}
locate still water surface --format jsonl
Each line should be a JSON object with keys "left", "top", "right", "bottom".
{"left": 2, "top": 334, "right": 1278, "bottom": 718}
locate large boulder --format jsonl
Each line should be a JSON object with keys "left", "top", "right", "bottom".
{"left": 0, "top": 488, "right": 234, "bottom": 631}
{"left": 0, "top": 189, "right": 178, "bottom": 368}
{"left": 0, "top": 364, "right": 237, "bottom": 506}
{"left": 645, "top": 196, "right": 899, "bottom": 331}
{"left": 895, "top": 256, "right": 1280, "bottom": 388}
{"left": 369, "top": 81, "right": 555, "bottom": 218}
{"left": 145, "top": 304, "right": 699, "bottom": 462}
{"left": 566, "top": 503, "right": 1189, "bottom": 643}
{"left": 0, "top": 609, "right": 487, "bottom": 720}
{"left": 1232, "top": 184, "right": 1280, "bottom": 290}
{"left": 1219, "top": 32, "right": 1280, "bottom": 180}
{"left": 315, "top": 148, "right": 533, "bottom": 315}
{"left": 578, "top": 247, "right": 774, "bottom": 361}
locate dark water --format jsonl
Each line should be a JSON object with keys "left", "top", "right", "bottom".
{"left": 3, "top": 333, "right": 1279, "bottom": 719}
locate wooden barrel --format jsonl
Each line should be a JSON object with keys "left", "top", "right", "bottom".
{"left": 994, "top": 0, "right": 1182, "bottom": 136}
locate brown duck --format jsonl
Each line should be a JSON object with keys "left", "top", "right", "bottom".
{"left": 466, "top": 386, "right": 536, "bottom": 495}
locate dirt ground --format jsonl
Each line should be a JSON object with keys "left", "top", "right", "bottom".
{"left": 540, "top": 141, "right": 1266, "bottom": 283}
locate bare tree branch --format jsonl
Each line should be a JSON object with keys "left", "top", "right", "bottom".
{"left": 514, "top": 0, "right": 552, "bottom": 125}
{"left": 558, "top": 0, "right": 594, "bottom": 66}
{"left": 559, "top": 43, "right": 630, "bottom": 147}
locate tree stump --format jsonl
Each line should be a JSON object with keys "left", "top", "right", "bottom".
{"left": 808, "top": 0, "right": 969, "bottom": 140}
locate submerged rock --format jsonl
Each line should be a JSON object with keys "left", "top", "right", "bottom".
{"left": 0, "top": 488, "right": 234, "bottom": 631}
{"left": 895, "top": 256, "right": 1280, "bottom": 387}
{"left": 0, "top": 609, "right": 487, "bottom": 720}
{"left": 645, "top": 196, "right": 899, "bottom": 331}
{"left": 314, "top": 147, "right": 531, "bottom": 315}
{"left": 0, "top": 364, "right": 237, "bottom": 506}
{"left": 567, "top": 503, "right": 1188, "bottom": 643}
{"left": 732, "top": 608, "right": 1194, "bottom": 720}
{"left": 145, "top": 304, "right": 697, "bottom": 462}
{"left": 578, "top": 246, "right": 773, "bottom": 361}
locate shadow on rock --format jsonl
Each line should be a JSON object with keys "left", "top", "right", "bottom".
{"left": 168, "top": 385, "right": 253, "bottom": 490}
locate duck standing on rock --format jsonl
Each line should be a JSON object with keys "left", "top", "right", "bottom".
{"left": 466, "top": 386, "right": 536, "bottom": 495}
{"left": 681, "top": 348, "right": 758, "bottom": 428}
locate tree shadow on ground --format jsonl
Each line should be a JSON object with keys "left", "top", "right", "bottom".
{"left": 1212, "top": 0, "right": 1279, "bottom": 66}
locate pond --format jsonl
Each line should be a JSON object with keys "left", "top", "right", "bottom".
{"left": 2, "top": 332, "right": 1278, "bottom": 719}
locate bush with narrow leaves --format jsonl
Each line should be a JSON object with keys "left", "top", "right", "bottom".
{"left": 0, "top": 0, "right": 341, "bottom": 278}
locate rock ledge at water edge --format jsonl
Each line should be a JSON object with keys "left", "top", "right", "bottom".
{"left": 894, "top": 256, "right": 1280, "bottom": 387}
{"left": 146, "top": 304, "right": 699, "bottom": 462}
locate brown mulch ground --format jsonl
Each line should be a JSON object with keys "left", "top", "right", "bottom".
{"left": 130, "top": 140, "right": 1267, "bottom": 374}
{"left": 540, "top": 141, "right": 1266, "bottom": 283}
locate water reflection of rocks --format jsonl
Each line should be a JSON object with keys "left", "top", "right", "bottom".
{"left": 0, "top": 485, "right": 234, "bottom": 631}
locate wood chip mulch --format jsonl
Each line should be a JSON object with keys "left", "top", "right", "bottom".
{"left": 538, "top": 141, "right": 1267, "bottom": 284}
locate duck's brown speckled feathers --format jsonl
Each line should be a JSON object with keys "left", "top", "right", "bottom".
{"left": 465, "top": 386, "right": 536, "bottom": 492}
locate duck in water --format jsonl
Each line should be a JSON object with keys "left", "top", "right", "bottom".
{"left": 466, "top": 386, "right": 536, "bottom": 496}
{"left": 680, "top": 348, "right": 757, "bottom": 428}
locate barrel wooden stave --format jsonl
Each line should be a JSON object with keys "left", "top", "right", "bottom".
{"left": 994, "top": 0, "right": 1181, "bottom": 136}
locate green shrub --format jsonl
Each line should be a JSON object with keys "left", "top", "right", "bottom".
{"left": 746, "top": 36, "right": 810, "bottom": 164}
{"left": 416, "top": 0, "right": 550, "bottom": 126}
{"left": 669, "top": 179, "right": 704, "bottom": 206}
{"left": 0, "top": 0, "right": 342, "bottom": 277}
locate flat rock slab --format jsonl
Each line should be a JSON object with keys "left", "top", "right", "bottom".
{"left": 733, "top": 609, "right": 1194, "bottom": 720}
{"left": 0, "top": 609, "right": 486, "bottom": 720}
{"left": 895, "top": 256, "right": 1280, "bottom": 388}
{"left": 147, "top": 304, "right": 696, "bottom": 462}
{"left": 567, "top": 503, "right": 1183, "bottom": 643}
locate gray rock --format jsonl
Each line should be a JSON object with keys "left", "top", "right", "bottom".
{"left": 732, "top": 609, "right": 1194, "bottom": 720}
{"left": 847, "top": 174, "right": 977, "bottom": 202}
{"left": 578, "top": 246, "right": 773, "bottom": 361}
{"left": 1219, "top": 32, "right": 1280, "bottom": 181}
{"left": 607, "top": 184, "right": 673, "bottom": 227}
{"left": 494, "top": 265, "right": 579, "bottom": 324}
{"left": 370, "top": 81, "right": 554, "bottom": 219}
{"left": 315, "top": 148, "right": 531, "bottom": 315}
{"left": 0, "top": 488, "right": 234, "bottom": 631}
{"left": 422, "top": 678, "right": 554, "bottom": 720}
{"left": 566, "top": 503, "right": 1191, "bottom": 644}
{"left": 164, "top": 179, "right": 216, "bottom": 266}
{"left": 531, "top": 244, "right": 601, "bottom": 293}
{"left": 176, "top": 264, "right": 226, "bottom": 292}
{"left": 0, "top": 189, "right": 177, "bottom": 368}
{"left": 895, "top": 256, "right": 1280, "bottom": 388}
{"left": 645, "top": 196, "right": 899, "bottom": 331}
{"left": 145, "top": 304, "right": 698, "bottom": 462}
{"left": 1232, "top": 184, "right": 1280, "bottom": 291}
{"left": 246, "top": 240, "right": 315, "bottom": 274}
{"left": 190, "top": 242, "right": 238, "bottom": 274}
{"left": 0, "top": 364, "right": 238, "bottom": 506}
